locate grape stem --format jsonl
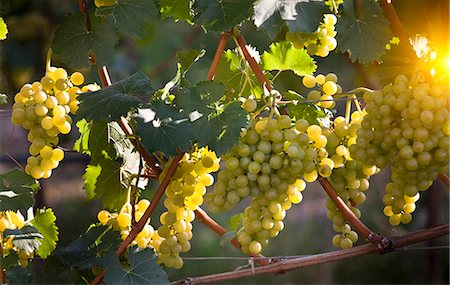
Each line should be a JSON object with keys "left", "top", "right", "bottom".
{"left": 194, "top": 207, "right": 270, "bottom": 266}
{"left": 207, "top": 31, "right": 231, "bottom": 80}
{"left": 90, "top": 153, "right": 183, "bottom": 285}
{"left": 378, "top": 0, "right": 410, "bottom": 44}
{"left": 97, "top": 67, "right": 161, "bottom": 178}
{"left": 318, "top": 178, "right": 393, "bottom": 253}
{"left": 0, "top": 233, "right": 5, "bottom": 284}
{"left": 171, "top": 223, "right": 449, "bottom": 285}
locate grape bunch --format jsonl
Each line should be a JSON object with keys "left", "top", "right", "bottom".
{"left": 204, "top": 115, "right": 336, "bottom": 254}
{"left": 0, "top": 210, "right": 34, "bottom": 267}
{"left": 11, "top": 66, "right": 98, "bottom": 179}
{"left": 153, "top": 147, "right": 220, "bottom": 268}
{"left": 350, "top": 74, "right": 449, "bottom": 226}
{"left": 324, "top": 113, "right": 379, "bottom": 248}
{"left": 302, "top": 73, "right": 342, "bottom": 109}
{"left": 286, "top": 14, "right": 338, "bottom": 57}
{"left": 97, "top": 199, "right": 156, "bottom": 249}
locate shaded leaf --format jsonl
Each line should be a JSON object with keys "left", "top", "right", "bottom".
{"left": 176, "top": 49, "right": 206, "bottom": 76}
{"left": 52, "top": 13, "right": 119, "bottom": 69}
{"left": 336, "top": 0, "right": 392, "bottom": 64}
{"left": 160, "top": 0, "right": 193, "bottom": 21}
{"left": 77, "top": 72, "right": 153, "bottom": 122}
{"left": 101, "top": 247, "right": 169, "bottom": 285}
{"left": 193, "top": 0, "right": 254, "bottom": 32}
{"left": 83, "top": 158, "right": 128, "bottom": 210}
{"left": 262, "top": 41, "right": 316, "bottom": 76}
{"left": 97, "top": 0, "right": 158, "bottom": 38}
{"left": 5, "top": 266, "right": 32, "bottom": 284}
{"left": 284, "top": 90, "right": 328, "bottom": 123}
{"left": 31, "top": 208, "right": 58, "bottom": 258}
{"left": 286, "top": 1, "right": 329, "bottom": 33}
{"left": 134, "top": 100, "right": 194, "bottom": 156}
{"left": 0, "top": 251, "right": 18, "bottom": 270}
{"left": 57, "top": 225, "right": 121, "bottom": 269}
{"left": 0, "top": 168, "right": 39, "bottom": 211}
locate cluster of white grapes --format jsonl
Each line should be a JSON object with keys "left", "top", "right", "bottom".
{"left": 350, "top": 75, "right": 449, "bottom": 225}
{"left": 205, "top": 114, "right": 340, "bottom": 254}
{"left": 153, "top": 147, "right": 220, "bottom": 268}
{"left": 11, "top": 66, "right": 98, "bottom": 179}
{"left": 98, "top": 199, "right": 156, "bottom": 249}
{"left": 324, "top": 113, "right": 380, "bottom": 248}
{"left": 286, "top": 14, "right": 338, "bottom": 57}
{"left": 302, "top": 72, "right": 342, "bottom": 109}
{"left": 0, "top": 210, "right": 34, "bottom": 267}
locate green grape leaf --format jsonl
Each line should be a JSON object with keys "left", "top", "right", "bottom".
{"left": 134, "top": 100, "right": 194, "bottom": 156}
{"left": 214, "top": 49, "right": 263, "bottom": 98}
{"left": 193, "top": 0, "right": 254, "bottom": 32}
{"left": 97, "top": 0, "right": 158, "bottom": 38}
{"left": 335, "top": 0, "right": 392, "bottom": 64}
{"left": 0, "top": 251, "right": 18, "bottom": 270}
{"left": 0, "top": 168, "right": 39, "bottom": 211}
{"left": 77, "top": 72, "right": 153, "bottom": 122}
{"left": 194, "top": 100, "right": 247, "bottom": 156}
{"left": 5, "top": 266, "right": 32, "bottom": 284}
{"left": 286, "top": 1, "right": 329, "bottom": 33}
{"left": 175, "top": 81, "right": 248, "bottom": 155}
{"left": 57, "top": 225, "right": 121, "bottom": 269}
{"left": 74, "top": 120, "right": 117, "bottom": 161}
{"left": 101, "top": 247, "right": 169, "bottom": 285}
{"left": 160, "top": 0, "right": 193, "bottom": 21}
{"left": 0, "top": 93, "right": 7, "bottom": 105}
{"left": 262, "top": 41, "right": 316, "bottom": 76}
{"left": 284, "top": 90, "right": 328, "bottom": 123}
{"left": 52, "top": 13, "right": 119, "bottom": 69}
{"left": 4, "top": 226, "right": 42, "bottom": 255}
{"left": 176, "top": 49, "right": 206, "bottom": 76}
{"left": 31, "top": 208, "right": 59, "bottom": 258}
{"left": 83, "top": 158, "right": 128, "bottom": 210}
{"left": 228, "top": 213, "right": 244, "bottom": 231}
{"left": 0, "top": 17, "right": 7, "bottom": 40}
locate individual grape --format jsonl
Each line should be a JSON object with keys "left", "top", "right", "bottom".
{"left": 70, "top": 72, "right": 84, "bottom": 86}
{"left": 302, "top": 75, "right": 317, "bottom": 88}
{"left": 243, "top": 98, "right": 257, "bottom": 112}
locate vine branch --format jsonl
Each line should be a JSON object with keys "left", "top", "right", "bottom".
{"left": 194, "top": 208, "right": 269, "bottom": 266}
{"left": 171, "top": 223, "right": 449, "bottom": 285}
{"left": 207, "top": 31, "right": 231, "bottom": 80}
{"left": 318, "top": 178, "right": 392, "bottom": 253}
{"left": 378, "top": 0, "right": 409, "bottom": 43}
{"left": 234, "top": 33, "right": 272, "bottom": 92}
{"left": 91, "top": 154, "right": 183, "bottom": 285}
{"left": 0, "top": 234, "right": 5, "bottom": 284}
{"left": 438, "top": 173, "right": 449, "bottom": 189}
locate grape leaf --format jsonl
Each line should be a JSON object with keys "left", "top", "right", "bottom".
{"left": 193, "top": 0, "right": 254, "bottom": 32}
{"left": 214, "top": 49, "right": 263, "bottom": 98}
{"left": 4, "top": 226, "right": 42, "bottom": 255}
{"left": 335, "top": 0, "right": 392, "bottom": 64}
{"left": 74, "top": 120, "right": 116, "bottom": 161}
{"left": 0, "top": 168, "right": 39, "bottom": 211}
{"left": 253, "top": 0, "right": 300, "bottom": 28}
{"left": 5, "top": 266, "right": 32, "bottom": 284}
{"left": 101, "top": 247, "right": 169, "bottom": 285}
{"left": 77, "top": 72, "right": 153, "bottom": 122}
{"left": 160, "top": 0, "right": 193, "bottom": 21}
{"left": 134, "top": 100, "right": 194, "bottom": 156}
{"left": 174, "top": 81, "right": 247, "bottom": 155}
{"left": 83, "top": 158, "right": 128, "bottom": 210}
{"left": 194, "top": 100, "right": 247, "bottom": 156}
{"left": 31, "top": 208, "right": 59, "bottom": 258}
{"left": 0, "top": 17, "right": 7, "bottom": 40}
{"left": 286, "top": 1, "right": 329, "bottom": 33}
{"left": 97, "top": 0, "right": 158, "bottom": 38}
{"left": 52, "top": 13, "right": 119, "bottom": 69}
{"left": 0, "top": 93, "right": 7, "bottom": 105}
{"left": 176, "top": 49, "right": 206, "bottom": 76}
{"left": 261, "top": 41, "right": 316, "bottom": 76}
{"left": 284, "top": 90, "right": 328, "bottom": 123}
{"left": 57, "top": 225, "right": 121, "bottom": 269}
{"left": 228, "top": 213, "right": 244, "bottom": 231}
{"left": 0, "top": 251, "right": 18, "bottom": 270}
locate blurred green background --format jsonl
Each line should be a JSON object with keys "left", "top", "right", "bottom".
{"left": 0, "top": 0, "right": 448, "bottom": 284}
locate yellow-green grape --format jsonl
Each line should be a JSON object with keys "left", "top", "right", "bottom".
{"left": 97, "top": 210, "right": 111, "bottom": 225}
{"left": 117, "top": 212, "right": 132, "bottom": 228}
{"left": 302, "top": 75, "right": 316, "bottom": 88}
{"left": 70, "top": 72, "right": 84, "bottom": 86}
{"left": 243, "top": 98, "right": 257, "bottom": 112}
{"left": 322, "top": 81, "right": 338, "bottom": 96}
{"left": 351, "top": 74, "right": 448, "bottom": 226}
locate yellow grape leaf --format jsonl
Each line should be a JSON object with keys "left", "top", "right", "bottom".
{"left": 0, "top": 17, "right": 8, "bottom": 40}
